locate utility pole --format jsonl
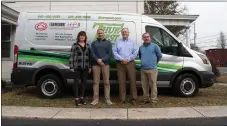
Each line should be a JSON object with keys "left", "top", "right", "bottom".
{"left": 186, "top": 27, "right": 190, "bottom": 48}
{"left": 194, "top": 22, "right": 197, "bottom": 47}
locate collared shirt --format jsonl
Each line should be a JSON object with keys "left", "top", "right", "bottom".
{"left": 112, "top": 38, "right": 138, "bottom": 62}
{"left": 91, "top": 38, "right": 112, "bottom": 65}
{"left": 139, "top": 42, "right": 162, "bottom": 69}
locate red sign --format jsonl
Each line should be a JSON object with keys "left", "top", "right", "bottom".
{"left": 35, "top": 22, "right": 48, "bottom": 31}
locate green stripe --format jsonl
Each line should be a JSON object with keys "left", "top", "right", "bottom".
{"left": 157, "top": 63, "right": 182, "bottom": 69}
{"left": 18, "top": 49, "right": 182, "bottom": 72}
{"left": 134, "top": 60, "right": 182, "bottom": 70}
{"left": 19, "top": 49, "right": 69, "bottom": 58}
{"left": 18, "top": 55, "right": 68, "bottom": 64}
{"left": 110, "top": 68, "right": 174, "bottom": 73}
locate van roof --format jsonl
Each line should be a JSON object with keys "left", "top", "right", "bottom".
{"left": 24, "top": 11, "right": 141, "bottom": 16}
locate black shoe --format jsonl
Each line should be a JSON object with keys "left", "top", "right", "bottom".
{"left": 75, "top": 99, "right": 81, "bottom": 106}
{"left": 140, "top": 100, "right": 150, "bottom": 105}
{"left": 80, "top": 98, "right": 87, "bottom": 105}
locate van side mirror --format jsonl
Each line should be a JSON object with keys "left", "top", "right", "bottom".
{"left": 178, "top": 43, "right": 183, "bottom": 56}
{"left": 178, "top": 43, "right": 193, "bottom": 57}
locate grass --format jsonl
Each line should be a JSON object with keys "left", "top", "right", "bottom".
{"left": 216, "top": 75, "right": 227, "bottom": 83}
{"left": 2, "top": 84, "right": 227, "bottom": 108}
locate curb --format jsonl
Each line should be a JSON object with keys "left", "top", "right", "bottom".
{"left": 2, "top": 116, "right": 220, "bottom": 120}
{"left": 216, "top": 83, "right": 227, "bottom": 86}
{"left": 2, "top": 106, "right": 227, "bottom": 120}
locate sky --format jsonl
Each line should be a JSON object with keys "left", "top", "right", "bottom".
{"left": 180, "top": 2, "right": 227, "bottom": 50}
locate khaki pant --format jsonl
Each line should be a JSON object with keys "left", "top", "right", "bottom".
{"left": 141, "top": 69, "right": 158, "bottom": 102}
{"left": 92, "top": 65, "right": 110, "bottom": 101}
{"left": 116, "top": 61, "right": 137, "bottom": 101}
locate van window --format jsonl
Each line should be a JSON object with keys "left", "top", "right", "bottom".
{"left": 145, "top": 26, "right": 179, "bottom": 56}
{"left": 162, "top": 30, "right": 179, "bottom": 55}
{"left": 145, "top": 26, "right": 163, "bottom": 47}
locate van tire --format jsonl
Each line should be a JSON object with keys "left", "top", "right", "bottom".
{"left": 37, "top": 74, "right": 63, "bottom": 98}
{"left": 173, "top": 73, "right": 199, "bottom": 97}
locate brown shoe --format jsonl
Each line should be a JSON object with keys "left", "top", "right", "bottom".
{"left": 118, "top": 100, "right": 126, "bottom": 105}
{"left": 151, "top": 100, "right": 157, "bottom": 104}
{"left": 131, "top": 100, "right": 137, "bottom": 106}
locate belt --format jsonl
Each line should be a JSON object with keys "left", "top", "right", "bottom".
{"left": 117, "top": 60, "right": 134, "bottom": 62}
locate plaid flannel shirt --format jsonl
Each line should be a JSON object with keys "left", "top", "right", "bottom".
{"left": 69, "top": 43, "right": 92, "bottom": 70}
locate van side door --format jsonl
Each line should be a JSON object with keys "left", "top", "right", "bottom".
{"left": 144, "top": 25, "right": 184, "bottom": 87}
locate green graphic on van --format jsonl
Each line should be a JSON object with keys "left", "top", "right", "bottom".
{"left": 18, "top": 50, "right": 182, "bottom": 73}
{"left": 93, "top": 23, "right": 124, "bottom": 41}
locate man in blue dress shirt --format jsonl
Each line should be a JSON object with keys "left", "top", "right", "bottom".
{"left": 112, "top": 27, "right": 138, "bottom": 105}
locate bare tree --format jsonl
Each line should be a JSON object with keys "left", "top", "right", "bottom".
{"left": 144, "top": 1, "right": 187, "bottom": 15}
{"left": 217, "top": 31, "right": 226, "bottom": 49}
{"left": 144, "top": 1, "right": 188, "bottom": 37}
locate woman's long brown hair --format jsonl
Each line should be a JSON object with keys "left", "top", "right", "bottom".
{"left": 76, "top": 31, "right": 87, "bottom": 43}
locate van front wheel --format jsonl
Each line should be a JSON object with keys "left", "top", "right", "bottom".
{"left": 173, "top": 73, "right": 199, "bottom": 97}
{"left": 37, "top": 74, "right": 63, "bottom": 98}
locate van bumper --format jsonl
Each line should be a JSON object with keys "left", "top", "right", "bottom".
{"left": 200, "top": 71, "right": 215, "bottom": 88}
{"left": 11, "top": 68, "right": 36, "bottom": 85}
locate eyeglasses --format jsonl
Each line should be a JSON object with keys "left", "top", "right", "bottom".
{"left": 143, "top": 36, "right": 150, "bottom": 38}
{"left": 122, "top": 31, "right": 128, "bottom": 33}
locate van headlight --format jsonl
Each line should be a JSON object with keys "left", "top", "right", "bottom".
{"left": 197, "top": 53, "right": 210, "bottom": 64}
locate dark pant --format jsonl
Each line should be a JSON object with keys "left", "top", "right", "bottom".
{"left": 74, "top": 69, "right": 89, "bottom": 98}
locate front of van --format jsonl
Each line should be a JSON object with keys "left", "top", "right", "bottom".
{"left": 183, "top": 45, "right": 215, "bottom": 88}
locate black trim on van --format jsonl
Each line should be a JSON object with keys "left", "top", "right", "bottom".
{"left": 31, "top": 65, "right": 68, "bottom": 85}
{"left": 170, "top": 67, "right": 215, "bottom": 88}
{"left": 11, "top": 66, "right": 69, "bottom": 86}
{"left": 11, "top": 66, "right": 214, "bottom": 89}
{"left": 11, "top": 68, "right": 36, "bottom": 85}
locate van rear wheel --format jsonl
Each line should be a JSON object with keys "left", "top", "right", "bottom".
{"left": 173, "top": 73, "right": 199, "bottom": 97}
{"left": 37, "top": 74, "right": 63, "bottom": 98}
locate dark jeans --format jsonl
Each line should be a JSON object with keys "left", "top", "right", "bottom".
{"left": 74, "top": 69, "right": 89, "bottom": 98}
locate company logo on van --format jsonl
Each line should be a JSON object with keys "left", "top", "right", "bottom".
{"left": 49, "top": 22, "right": 80, "bottom": 30}
{"left": 35, "top": 22, "right": 48, "bottom": 31}
{"left": 93, "top": 23, "right": 124, "bottom": 41}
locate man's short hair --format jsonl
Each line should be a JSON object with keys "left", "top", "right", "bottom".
{"left": 121, "top": 27, "right": 129, "bottom": 32}
{"left": 97, "top": 28, "right": 104, "bottom": 33}
{"left": 142, "top": 32, "right": 150, "bottom": 37}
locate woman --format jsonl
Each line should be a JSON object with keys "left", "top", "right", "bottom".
{"left": 69, "top": 31, "right": 92, "bottom": 106}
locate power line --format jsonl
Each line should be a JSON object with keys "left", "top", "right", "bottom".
{"left": 196, "top": 38, "right": 218, "bottom": 43}
{"left": 191, "top": 34, "right": 219, "bottom": 40}
{"left": 192, "top": 32, "right": 227, "bottom": 40}
{"left": 199, "top": 45, "right": 218, "bottom": 48}
{"left": 196, "top": 35, "right": 227, "bottom": 44}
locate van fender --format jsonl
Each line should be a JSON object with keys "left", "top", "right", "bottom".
{"left": 170, "top": 67, "right": 202, "bottom": 87}
{"left": 32, "top": 65, "right": 66, "bottom": 85}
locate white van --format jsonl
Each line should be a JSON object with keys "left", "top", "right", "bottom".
{"left": 11, "top": 11, "right": 215, "bottom": 98}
